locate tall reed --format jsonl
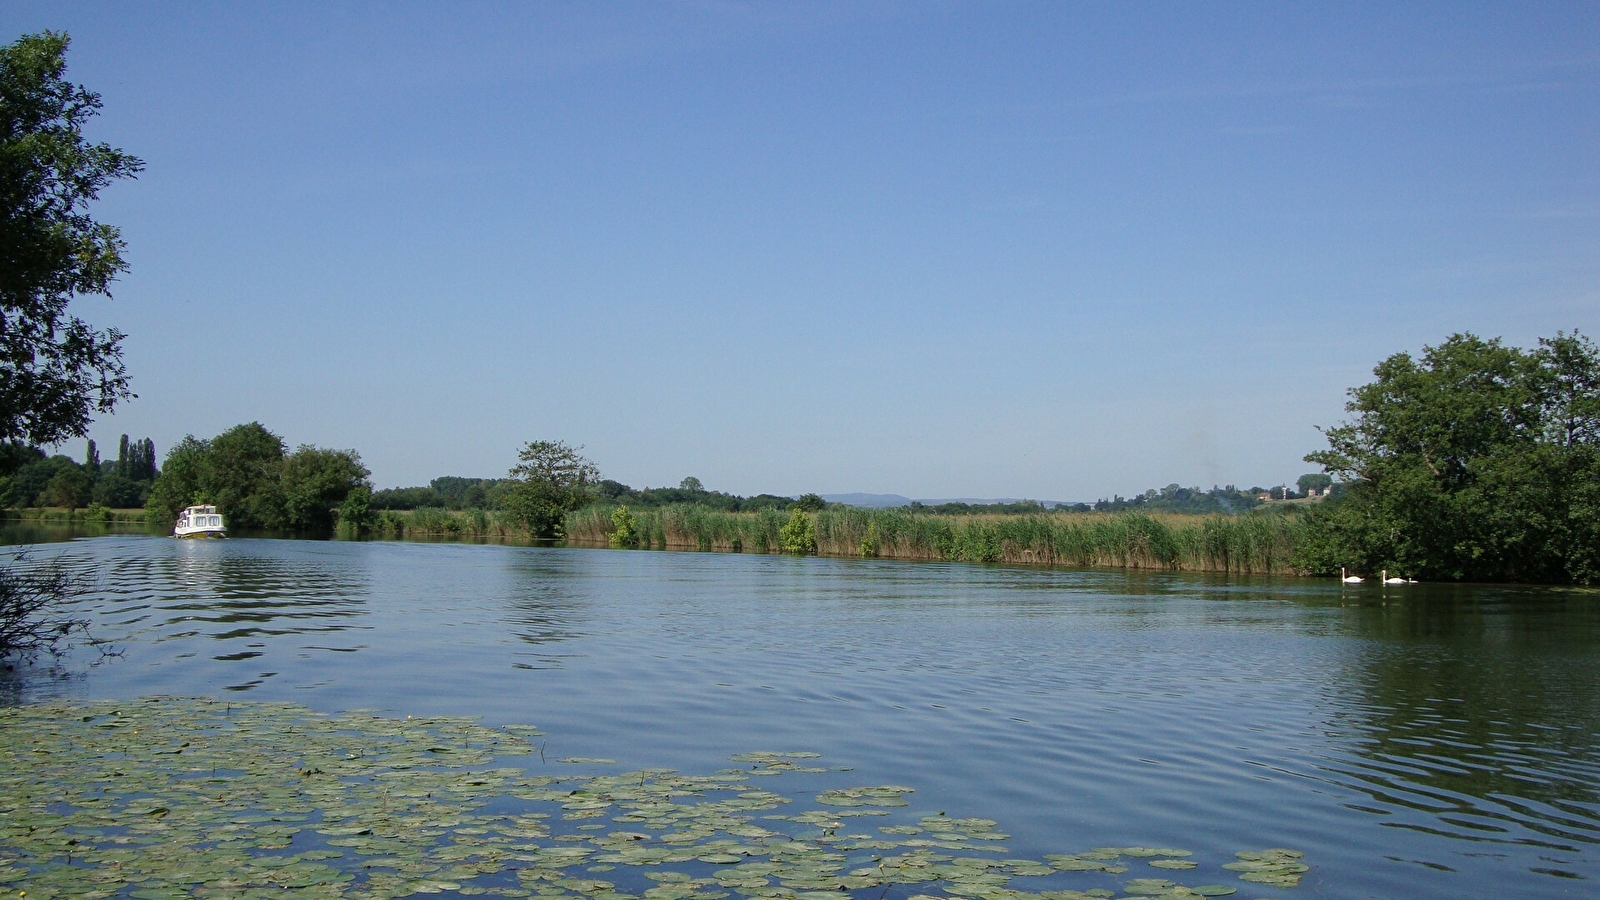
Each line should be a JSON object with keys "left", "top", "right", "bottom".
{"left": 565, "top": 504, "right": 1306, "bottom": 574}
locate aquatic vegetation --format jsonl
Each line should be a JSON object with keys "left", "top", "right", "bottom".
{"left": 566, "top": 506, "right": 1304, "bottom": 574}
{"left": 0, "top": 698, "right": 1307, "bottom": 899}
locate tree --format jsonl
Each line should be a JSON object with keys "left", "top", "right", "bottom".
{"left": 43, "top": 463, "right": 90, "bottom": 508}
{"left": 778, "top": 507, "right": 817, "bottom": 554}
{"left": 145, "top": 423, "right": 369, "bottom": 532}
{"left": 1, "top": 32, "right": 143, "bottom": 448}
{"left": 502, "top": 440, "right": 599, "bottom": 539}
{"left": 1296, "top": 473, "right": 1332, "bottom": 496}
{"left": 203, "top": 422, "right": 288, "bottom": 528}
{"left": 337, "top": 484, "right": 374, "bottom": 535}
{"left": 90, "top": 470, "right": 145, "bottom": 508}
{"left": 279, "top": 445, "right": 370, "bottom": 532}
{"left": 144, "top": 435, "right": 209, "bottom": 525}
{"left": 792, "top": 493, "right": 826, "bottom": 512}
{"left": 679, "top": 476, "right": 704, "bottom": 492}
{"left": 1299, "top": 332, "right": 1600, "bottom": 583}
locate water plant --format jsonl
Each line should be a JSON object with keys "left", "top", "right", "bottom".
{"left": 0, "top": 697, "right": 1308, "bottom": 898}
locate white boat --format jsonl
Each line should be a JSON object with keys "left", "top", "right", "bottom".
{"left": 174, "top": 504, "right": 227, "bottom": 538}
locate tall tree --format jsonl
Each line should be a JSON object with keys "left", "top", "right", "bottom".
{"left": 1, "top": 32, "right": 143, "bottom": 450}
{"left": 279, "top": 445, "right": 370, "bottom": 532}
{"left": 1300, "top": 332, "right": 1600, "bottom": 583}
{"left": 502, "top": 440, "right": 599, "bottom": 539}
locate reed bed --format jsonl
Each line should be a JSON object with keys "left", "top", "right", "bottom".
{"left": 565, "top": 505, "right": 790, "bottom": 553}
{"left": 565, "top": 504, "right": 1306, "bottom": 574}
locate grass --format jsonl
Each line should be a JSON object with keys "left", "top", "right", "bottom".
{"left": 565, "top": 504, "right": 1307, "bottom": 574}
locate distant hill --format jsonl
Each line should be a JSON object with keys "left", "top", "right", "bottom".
{"left": 820, "top": 493, "right": 913, "bottom": 508}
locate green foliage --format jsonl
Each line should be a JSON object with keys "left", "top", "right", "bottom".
{"left": 589, "top": 478, "right": 790, "bottom": 512}
{"left": 0, "top": 442, "right": 44, "bottom": 477}
{"left": 337, "top": 484, "right": 374, "bottom": 536}
{"left": 502, "top": 440, "right": 600, "bottom": 539}
{"left": 1296, "top": 473, "right": 1333, "bottom": 495}
{"left": 679, "top": 476, "right": 704, "bottom": 492}
{"left": 792, "top": 492, "right": 826, "bottom": 512}
{"left": 1091, "top": 484, "right": 1264, "bottom": 514}
{"left": 1300, "top": 331, "right": 1600, "bottom": 583}
{"left": 859, "top": 521, "right": 879, "bottom": 558}
{"left": 0, "top": 450, "right": 73, "bottom": 507}
{"left": 89, "top": 471, "right": 146, "bottom": 508}
{"left": 143, "top": 436, "right": 208, "bottom": 526}
{"left": 608, "top": 504, "right": 637, "bottom": 548}
{"left": 565, "top": 504, "right": 1302, "bottom": 573}
{"left": 145, "top": 423, "right": 371, "bottom": 532}
{"left": 43, "top": 464, "right": 91, "bottom": 508}
{"left": 778, "top": 508, "right": 817, "bottom": 555}
{"left": 370, "top": 485, "right": 443, "bottom": 510}
{"left": 0, "top": 32, "right": 143, "bottom": 447}
{"left": 280, "top": 444, "right": 370, "bottom": 532}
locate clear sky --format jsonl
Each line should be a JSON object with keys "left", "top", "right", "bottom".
{"left": 5, "top": 1, "right": 1597, "bottom": 500}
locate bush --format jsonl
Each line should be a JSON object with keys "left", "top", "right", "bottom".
{"left": 859, "top": 521, "right": 879, "bottom": 558}
{"left": 779, "top": 508, "right": 817, "bottom": 555}
{"left": 1, "top": 551, "right": 90, "bottom": 659}
{"left": 609, "top": 505, "right": 637, "bottom": 548}
{"left": 337, "top": 485, "right": 374, "bottom": 536}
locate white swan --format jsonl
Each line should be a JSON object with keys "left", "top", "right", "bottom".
{"left": 1341, "top": 567, "right": 1363, "bottom": 583}
{"left": 1383, "top": 570, "right": 1406, "bottom": 584}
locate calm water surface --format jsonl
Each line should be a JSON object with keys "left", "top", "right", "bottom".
{"left": 4, "top": 533, "right": 1599, "bottom": 899}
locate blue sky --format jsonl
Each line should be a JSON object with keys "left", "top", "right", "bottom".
{"left": 6, "top": 1, "right": 1597, "bottom": 499}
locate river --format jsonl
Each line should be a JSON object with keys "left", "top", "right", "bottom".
{"left": 3, "top": 532, "right": 1598, "bottom": 899}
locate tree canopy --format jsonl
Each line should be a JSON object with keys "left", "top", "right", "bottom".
{"left": 1, "top": 32, "right": 143, "bottom": 448}
{"left": 145, "top": 423, "right": 370, "bottom": 532}
{"left": 1299, "top": 332, "right": 1600, "bottom": 583}
{"left": 502, "top": 440, "right": 599, "bottom": 539}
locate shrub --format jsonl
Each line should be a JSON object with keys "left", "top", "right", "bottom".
{"left": 609, "top": 505, "right": 637, "bottom": 548}
{"left": 859, "top": 521, "right": 879, "bottom": 558}
{"left": 779, "top": 508, "right": 816, "bottom": 555}
{"left": 1, "top": 551, "right": 90, "bottom": 659}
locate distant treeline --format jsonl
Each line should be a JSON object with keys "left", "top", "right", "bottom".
{"left": 0, "top": 435, "right": 159, "bottom": 510}
{"left": 370, "top": 475, "right": 797, "bottom": 514}
{"left": 1082, "top": 476, "right": 1338, "bottom": 514}
{"left": 145, "top": 423, "right": 370, "bottom": 532}
{"left": 371, "top": 477, "right": 505, "bottom": 511}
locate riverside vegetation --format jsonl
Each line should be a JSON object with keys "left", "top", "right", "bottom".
{"left": 564, "top": 505, "right": 1302, "bottom": 574}
{"left": 5, "top": 334, "right": 1596, "bottom": 583}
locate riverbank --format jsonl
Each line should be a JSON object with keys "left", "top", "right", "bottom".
{"left": 1, "top": 506, "right": 147, "bottom": 526}
{"left": 4, "top": 503, "right": 1305, "bottom": 575}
